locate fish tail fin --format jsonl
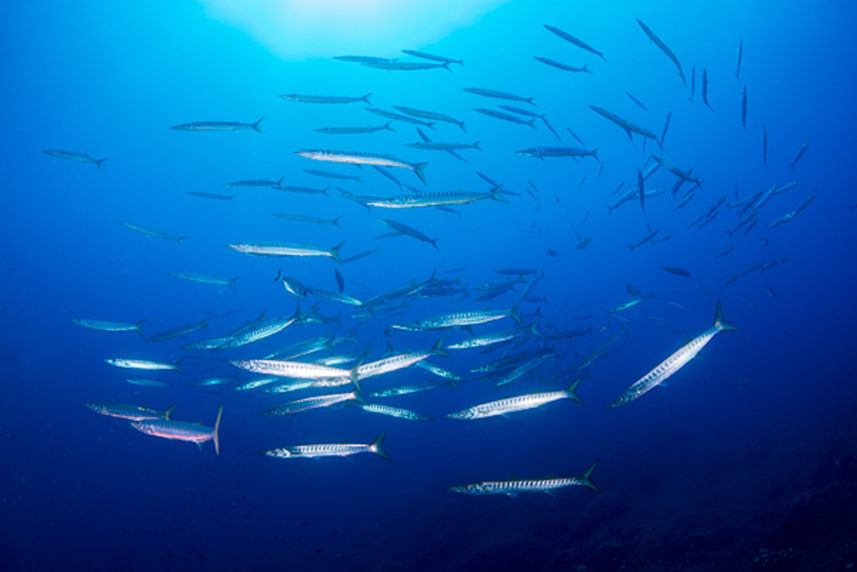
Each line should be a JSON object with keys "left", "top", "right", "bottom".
{"left": 592, "top": 148, "right": 598, "bottom": 160}
{"left": 490, "top": 185, "right": 509, "bottom": 203}
{"left": 212, "top": 406, "right": 223, "bottom": 456}
{"left": 529, "top": 322, "right": 541, "bottom": 337}
{"left": 510, "top": 300, "right": 522, "bottom": 325}
{"left": 349, "top": 361, "right": 362, "bottom": 392}
{"left": 330, "top": 241, "right": 345, "bottom": 263}
{"left": 459, "top": 121, "right": 467, "bottom": 133}
{"left": 430, "top": 238, "right": 440, "bottom": 250}
{"left": 252, "top": 117, "right": 264, "bottom": 133}
{"left": 472, "top": 141, "right": 482, "bottom": 151}
{"left": 526, "top": 97, "right": 536, "bottom": 106}
{"left": 369, "top": 433, "right": 392, "bottom": 462}
{"left": 95, "top": 158, "right": 108, "bottom": 171}
{"left": 174, "top": 360, "right": 185, "bottom": 375}
{"left": 164, "top": 403, "right": 177, "bottom": 420}
{"left": 578, "top": 459, "right": 600, "bottom": 492}
{"left": 431, "top": 336, "right": 451, "bottom": 359}
{"left": 582, "top": 64, "right": 591, "bottom": 73}
{"left": 384, "top": 121, "right": 395, "bottom": 131}
{"left": 442, "top": 62, "right": 452, "bottom": 72}
{"left": 273, "top": 269, "right": 283, "bottom": 282}
{"left": 362, "top": 93, "right": 372, "bottom": 104}
{"left": 135, "top": 318, "right": 147, "bottom": 335}
{"left": 566, "top": 377, "right": 584, "bottom": 405}
{"left": 332, "top": 216, "right": 342, "bottom": 228}
{"left": 228, "top": 277, "right": 239, "bottom": 289}
{"left": 276, "top": 175, "right": 285, "bottom": 189}
{"left": 413, "top": 162, "right": 428, "bottom": 184}
{"left": 527, "top": 119, "right": 537, "bottom": 129}
{"left": 714, "top": 300, "right": 738, "bottom": 332}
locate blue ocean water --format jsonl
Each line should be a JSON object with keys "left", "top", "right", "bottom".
{"left": 2, "top": 1, "right": 856, "bottom": 570}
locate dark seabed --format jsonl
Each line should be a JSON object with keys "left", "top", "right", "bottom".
{"left": 2, "top": 1, "right": 856, "bottom": 570}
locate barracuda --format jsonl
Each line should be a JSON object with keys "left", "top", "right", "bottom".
{"left": 259, "top": 391, "right": 362, "bottom": 415}
{"left": 608, "top": 301, "right": 737, "bottom": 409}
{"left": 391, "top": 308, "right": 515, "bottom": 331}
{"left": 447, "top": 322, "right": 539, "bottom": 350}
{"left": 227, "top": 241, "right": 344, "bottom": 262}
{"left": 131, "top": 406, "right": 222, "bottom": 455}
{"left": 368, "top": 382, "right": 447, "bottom": 398}
{"left": 296, "top": 149, "right": 428, "bottom": 184}
{"left": 218, "top": 317, "right": 295, "bottom": 349}
{"left": 86, "top": 402, "right": 176, "bottom": 421}
{"left": 105, "top": 358, "right": 182, "bottom": 372}
{"left": 415, "top": 361, "right": 463, "bottom": 382}
{"left": 366, "top": 187, "right": 505, "bottom": 209}
{"left": 72, "top": 318, "right": 145, "bottom": 335}
{"left": 448, "top": 379, "right": 581, "bottom": 420}
{"left": 258, "top": 433, "right": 390, "bottom": 461}
{"left": 356, "top": 403, "right": 433, "bottom": 421}
{"left": 231, "top": 359, "right": 350, "bottom": 380}
{"left": 450, "top": 460, "right": 599, "bottom": 497}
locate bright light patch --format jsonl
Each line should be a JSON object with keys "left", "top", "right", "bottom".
{"left": 199, "top": 0, "right": 509, "bottom": 59}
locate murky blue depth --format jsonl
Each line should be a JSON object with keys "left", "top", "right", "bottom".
{"left": 2, "top": 1, "right": 856, "bottom": 570}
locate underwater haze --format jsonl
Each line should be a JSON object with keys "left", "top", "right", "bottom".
{"left": 2, "top": 0, "right": 857, "bottom": 570}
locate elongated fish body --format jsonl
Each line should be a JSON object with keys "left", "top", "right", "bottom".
{"left": 126, "top": 379, "right": 172, "bottom": 388}
{"left": 474, "top": 108, "right": 536, "bottom": 127}
{"left": 790, "top": 140, "right": 811, "bottom": 171}
{"left": 741, "top": 86, "right": 748, "bottom": 129}
{"left": 297, "top": 149, "right": 428, "bottom": 183}
{"left": 42, "top": 149, "right": 107, "bottom": 170}
{"left": 86, "top": 401, "right": 175, "bottom": 421}
{"left": 494, "top": 355, "right": 551, "bottom": 388}
{"left": 72, "top": 318, "right": 145, "bottom": 334}
{"left": 735, "top": 41, "right": 743, "bottom": 79}
{"left": 168, "top": 272, "right": 237, "bottom": 288}
{"left": 415, "top": 360, "right": 463, "bottom": 382}
{"left": 588, "top": 106, "right": 660, "bottom": 147}
{"left": 450, "top": 460, "right": 599, "bottom": 496}
{"left": 224, "top": 178, "right": 282, "bottom": 188}
{"left": 365, "top": 107, "right": 436, "bottom": 128}
{"left": 462, "top": 87, "right": 534, "bottom": 105}
{"left": 401, "top": 49, "right": 464, "bottom": 66}
{"left": 608, "top": 302, "right": 737, "bottom": 409}
{"left": 121, "top": 221, "right": 185, "bottom": 243}
{"left": 447, "top": 323, "right": 537, "bottom": 350}
{"left": 231, "top": 359, "right": 350, "bottom": 380}
{"left": 306, "top": 287, "right": 363, "bottom": 307}
{"left": 636, "top": 19, "right": 685, "bottom": 84}
{"left": 543, "top": 24, "right": 605, "bottom": 59}
{"left": 171, "top": 119, "right": 262, "bottom": 133}
{"left": 375, "top": 217, "right": 438, "bottom": 248}
{"left": 314, "top": 123, "right": 394, "bottom": 135}
{"left": 392, "top": 309, "right": 512, "bottom": 331}
{"left": 182, "top": 335, "right": 235, "bottom": 351}
{"left": 228, "top": 241, "right": 343, "bottom": 262}
{"left": 132, "top": 406, "right": 222, "bottom": 455}
{"left": 533, "top": 56, "right": 591, "bottom": 73}
{"left": 264, "top": 380, "right": 319, "bottom": 393}
{"left": 220, "top": 317, "right": 295, "bottom": 348}
{"left": 517, "top": 146, "right": 598, "bottom": 159}
{"left": 393, "top": 106, "right": 466, "bottom": 131}
{"left": 405, "top": 141, "right": 480, "bottom": 152}
{"left": 357, "top": 403, "right": 432, "bottom": 421}
{"left": 105, "top": 358, "right": 181, "bottom": 372}
{"left": 260, "top": 391, "right": 360, "bottom": 415}
{"left": 356, "top": 352, "right": 432, "bottom": 382}
{"left": 628, "top": 228, "right": 660, "bottom": 251}
{"left": 305, "top": 169, "right": 361, "bottom": 182}
{"left": 259, "top": 433, "right": 390, "bottom": 461}
{"left": 187, "top": 191, "right": 234, "bottom": 201}
{"left": 367, "top": 188, "right": 503, "bottom": 209}
{"left": 274, "top": 213, "right": 342, "bottom": 227}
{"left": 281, "top": 93, "right": 371, "bottom": 104}
{"left": 144, "top": 318, "right": 209, "bottom": 342}
{"left": 232, "top": 377, "right": 281, "bottom": 391}
{"left": 362, "top": 61, "right": 449, "bottom": 71}
{"left": 449, "top": 380, "right": 582, "bottom": 420}
{"left": 369, "top": 382, "right": 445, "bottom": 398}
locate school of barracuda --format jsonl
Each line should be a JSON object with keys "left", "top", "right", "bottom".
{"left": 61, "top": 16, "right": 820, "bottom": 499}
